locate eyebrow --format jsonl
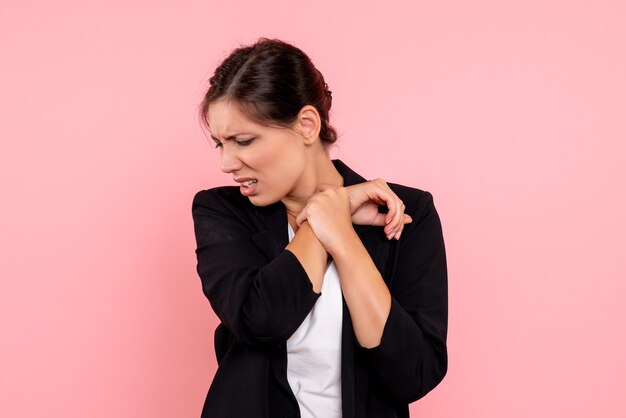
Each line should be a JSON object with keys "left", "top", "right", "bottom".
{"left": 209, "top": 132, "right": 251, "bottom": 142}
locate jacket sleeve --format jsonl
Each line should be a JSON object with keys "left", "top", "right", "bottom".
{"left": 359, "top": 190, "right": 448, "bottom": 403}
{"left": 192, "top": 188, "right": 321, "bottom": 347}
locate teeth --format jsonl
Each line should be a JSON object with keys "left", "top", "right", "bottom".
{"left": 242, "top": 180, "right": 257, "bottom": 187}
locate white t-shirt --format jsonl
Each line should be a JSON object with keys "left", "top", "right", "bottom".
{"left": 286, "top": 223, "right": 343, "bottom": 418}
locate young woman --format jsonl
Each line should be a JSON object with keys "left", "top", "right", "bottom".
{"left": 192, "top": 38, "right": 448, "bottom": 418}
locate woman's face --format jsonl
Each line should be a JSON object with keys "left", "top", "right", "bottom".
{"left": 207, "top": 99, "right": 309, "bottom": 206}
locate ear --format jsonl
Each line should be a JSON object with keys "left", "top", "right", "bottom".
{"left": 294, "top": 105, "right": 321, "bottom": 145}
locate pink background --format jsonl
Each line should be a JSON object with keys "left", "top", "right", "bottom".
{"left": 2, "top": 0, "right": 625, "bottom": 417}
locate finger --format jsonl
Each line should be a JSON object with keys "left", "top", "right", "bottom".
{"left": 386, "top": 199, "right": 402, "bottom": 234}
{"left": 379, "top": 191, "right": 400, "bottom": 224}
{"left": 393, "top": 207, "right": 412, "bottom": 240}
{"left": 396, "top": 200, "right": 406, "bottom": 235}
{"left": 386, "top": 209, "right": 400, "bottom": 240}
{"left": 369, "top": 181, "right": 407, "bottom": 239}
{"left": 295, "top": 209, "right": 308, "bottom": 226}
{"left": 379, "top": 205, "right": 394, "bottom": 237}
{"left": 369, "top": 212, "right": 388, "bottom": 227}
{"left": 384, "top": 200, "right": 396, "bottom": 225}
{"left": 391, "top": 200, "right": 405, "bottom": 239}
{"left": 397, "top": 199, "right": 405, "bottom": 231}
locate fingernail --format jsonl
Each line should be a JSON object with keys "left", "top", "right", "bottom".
{"left": 395, "top": 231, "right": 401, "bottom": 240}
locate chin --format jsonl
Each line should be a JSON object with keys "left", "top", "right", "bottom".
{"left": 247, "top": 195, "right": 278, "bottom": 207}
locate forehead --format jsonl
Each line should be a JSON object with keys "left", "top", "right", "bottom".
{"left": 207, "top": 99, "right": 258, "bottom": 136}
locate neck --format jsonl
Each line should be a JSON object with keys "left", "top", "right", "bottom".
{"left": 281, "top": 151, "right": 342, "bottom": 218}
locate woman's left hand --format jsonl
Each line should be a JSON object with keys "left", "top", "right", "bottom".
{"left": 295, "top": 186, "right": 355, "bottom": 255}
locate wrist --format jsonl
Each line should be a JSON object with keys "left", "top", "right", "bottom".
{"left": 327, "top": 226, "right": 361, "bottom": 260}
{"left": 297, "top": 221, "right": 328, "bottom": 258}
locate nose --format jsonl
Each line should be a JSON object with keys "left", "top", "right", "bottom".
{"left": 219, "top": 144, "right": 243, "bottom": 173}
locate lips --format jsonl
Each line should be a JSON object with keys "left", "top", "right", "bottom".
{"left": 235, "top": 177, "right": 258, "bottom": 197}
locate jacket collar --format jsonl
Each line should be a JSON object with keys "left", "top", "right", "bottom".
{"left": 333, "top": 158, "right": 368, "bottom": 187}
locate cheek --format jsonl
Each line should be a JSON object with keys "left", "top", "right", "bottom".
{"left": 262, "top": 146, "right": 302, "bottom": 174}
{"left": 253, "top": 139, "right": 306, "bottom": 186}
{"left": 276, "top": 152, "right": 305, "bottom": 182}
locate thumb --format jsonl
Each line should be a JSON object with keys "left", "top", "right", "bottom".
{"left": 295, "top": 211, "right": 307, "bottom": 226}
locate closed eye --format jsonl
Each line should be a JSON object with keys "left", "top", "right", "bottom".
{"left": 211, "top": 137, "right": 255, "bottom": 148}
{"left": 235, "top": 138, "right": 255, "bottom": 146}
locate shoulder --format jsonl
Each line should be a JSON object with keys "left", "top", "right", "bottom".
{"left": 191, "top": 186, "right": 262, "bottom": 247}
{"left": 191, "top": 186, "right": 288, "bottom": 242}
{"left": 386, "top": 182, "right": 439, "bottom": 222}
{"left": 192, "top": 185, "right": 249, "bottom": 209}
{"left": 191, "top": 186, "right": 260, "bottom": 233}
{"left": 336, "top": 160, "right": 439, "bottom": 221}
{"left": 192, "top": 185, "right": 262, "bottom": 220}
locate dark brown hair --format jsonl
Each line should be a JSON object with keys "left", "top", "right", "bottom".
{"left": 199, "top": 38, "right": 337, "bottom": 146}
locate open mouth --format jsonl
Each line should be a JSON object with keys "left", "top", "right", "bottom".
{"left": 238, "top": 179, "right": 258, "bottom": 197}
{"left": 241, "top": 180, "right": 258, "bottom": 187}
